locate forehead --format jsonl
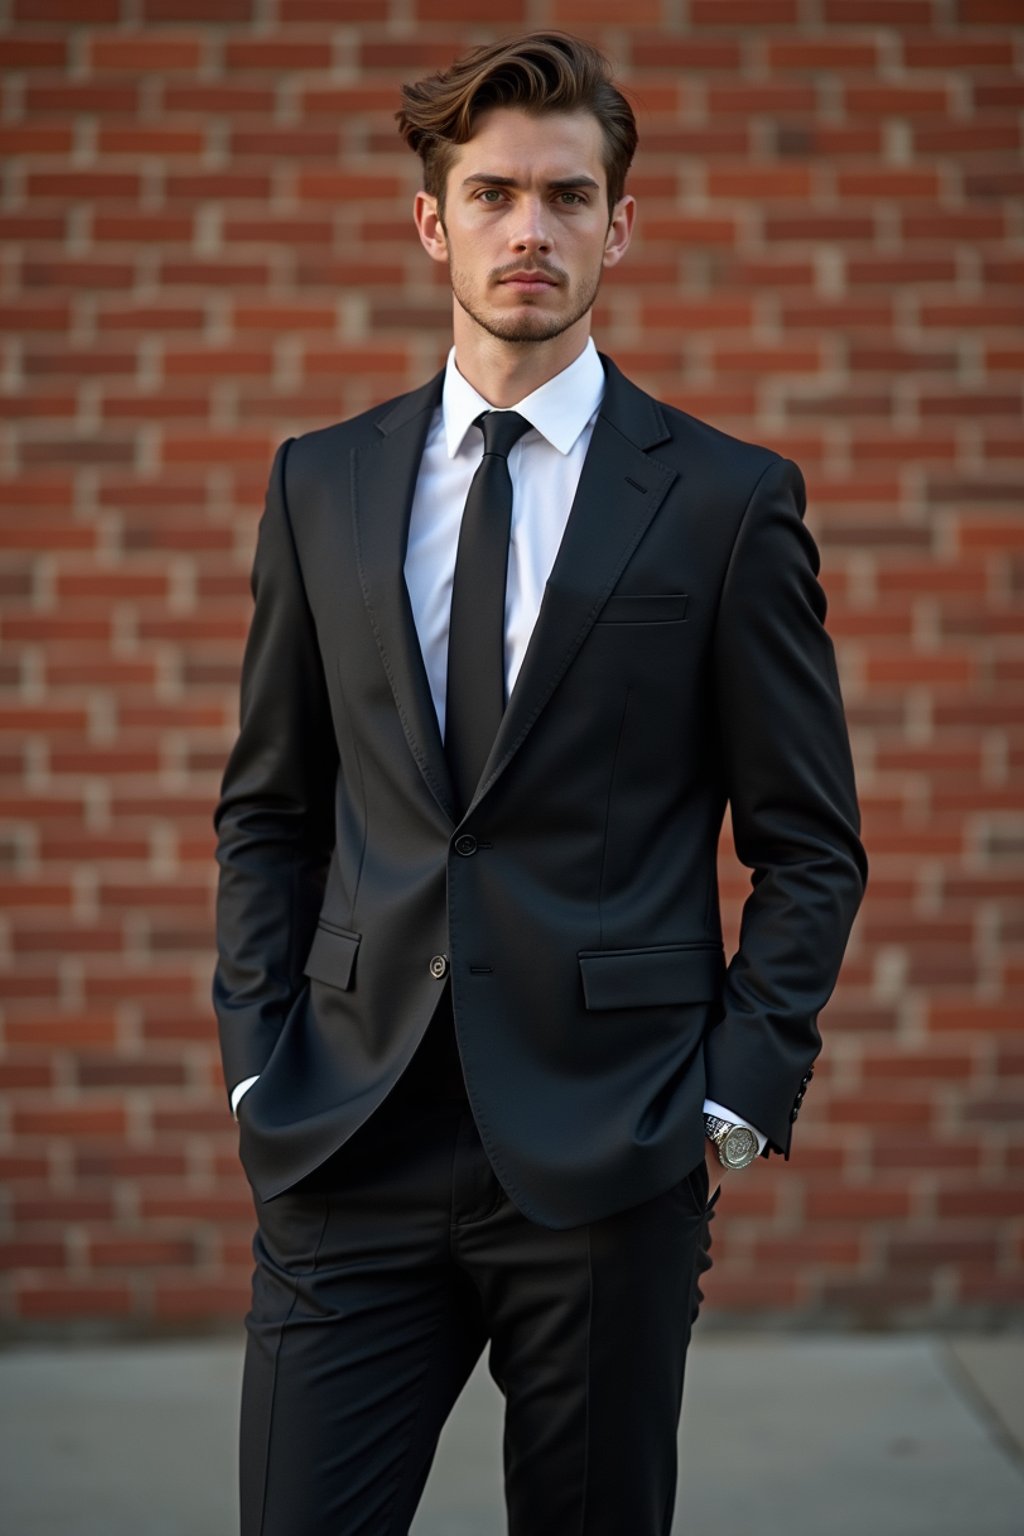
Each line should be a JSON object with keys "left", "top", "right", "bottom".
{"left": 449, "top": 107, "right": 607, "bottom": 187}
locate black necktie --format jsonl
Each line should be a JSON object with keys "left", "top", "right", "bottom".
{"left": 445, "top": 409, "right": 531, "bottom": 815}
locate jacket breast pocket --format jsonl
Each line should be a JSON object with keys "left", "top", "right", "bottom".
{"left": 578, "top": 941, "right": 723, "bottom": 1010}
{"left": 595, "top": 592, "right": 689, "bottom": 625}
{"left": 302, "top": 921, "right": 361, "bottom": 991}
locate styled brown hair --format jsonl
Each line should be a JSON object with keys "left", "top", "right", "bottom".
{"left": 396, "top": 32, "right": 637, "bottom": 218}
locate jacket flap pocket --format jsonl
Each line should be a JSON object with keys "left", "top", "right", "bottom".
{"left": 596, "top": 592, "right": 689, "bottom": 624}
{"left": 578, "top": 943, "right": 724, "bottom": 1010}
{"left": 303, "top": 923, "right": 361, "bottom": 991}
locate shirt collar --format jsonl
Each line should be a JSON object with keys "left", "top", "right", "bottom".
{"left": 442, "top": 337, "right": 605, "bottom": 460}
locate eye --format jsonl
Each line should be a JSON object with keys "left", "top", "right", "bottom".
{"left": 556, "top": 192, "right": 586, "bottom": 206}
{"left": 477, "top": 188, "right": 506, "bottom": 204}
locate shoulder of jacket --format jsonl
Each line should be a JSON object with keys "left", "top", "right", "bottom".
{"left": 655, "top": 399, "right": 785, "bottom": 480}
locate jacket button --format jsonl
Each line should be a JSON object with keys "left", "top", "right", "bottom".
{"left": 429, "top": 954, "right": 449, "bottom": 980}
{"left": 454, "top": 834, "right": 478, "bottom": 857}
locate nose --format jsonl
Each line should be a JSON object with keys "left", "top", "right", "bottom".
{"left": 509, "top": 197, "right": 551, "bottom": 254}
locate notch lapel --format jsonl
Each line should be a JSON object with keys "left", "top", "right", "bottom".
{"left": 468, "top": 359, "right": 678, "bottom": 813}
{"left": 351, "top": 370, "right": 458, "bottom": 823}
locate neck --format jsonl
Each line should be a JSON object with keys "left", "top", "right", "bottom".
{"left": 450, "top": 312, "right": 592, "bottom": 407}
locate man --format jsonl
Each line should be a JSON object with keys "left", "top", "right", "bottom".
{"left": 213, "top": 31, "right": 866, "bottom": 1536}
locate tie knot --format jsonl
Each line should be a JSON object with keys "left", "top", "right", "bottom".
{"left": 478, "top": 410, "right": 530, "bottom": 460}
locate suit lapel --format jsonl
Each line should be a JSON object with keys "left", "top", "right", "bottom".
{"left": 351, "top": 369, "right": 459, "bottom": 823}
{"left": 469, "top": 358, "right": 678, "bottom": 812}
{"left": 351, "top": 357, "right": 679, "bottom": 826}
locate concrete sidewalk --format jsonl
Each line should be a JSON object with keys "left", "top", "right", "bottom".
{"left": 1, "top": 1334, "right": 1021, "bottom": 1535}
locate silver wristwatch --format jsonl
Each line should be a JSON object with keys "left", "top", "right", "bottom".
{"left": 703, "top": 1114, "right": 759, "bottom": 1170}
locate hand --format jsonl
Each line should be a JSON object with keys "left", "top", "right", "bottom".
{"left": 704, "top": 1137, "right": 725, "bottom": 1204}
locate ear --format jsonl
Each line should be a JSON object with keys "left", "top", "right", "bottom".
{"left": 602, "top": 194, "right": 635, "bottom": 270}
{"left": 414, "top": 191, "right": 449, "bottom": 265}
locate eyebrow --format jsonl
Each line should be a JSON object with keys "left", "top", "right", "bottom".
{"left": 461, "top": 173, "right": 601, "bottom": 193}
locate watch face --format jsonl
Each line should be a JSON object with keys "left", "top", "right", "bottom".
{"left": 722, "top": 1125, "right": 758, "bottom": 1169}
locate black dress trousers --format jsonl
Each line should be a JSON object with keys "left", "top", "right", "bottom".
{"left": 239, "top": 998, "right": 719, "bottom": 1536}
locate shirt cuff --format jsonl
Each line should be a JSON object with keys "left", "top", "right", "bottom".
{"left": 703, "top": 1098, "right": 768, "bottom": 1156}
{"left": 231, "top": 1075, "right": 259, "bottom": 1119}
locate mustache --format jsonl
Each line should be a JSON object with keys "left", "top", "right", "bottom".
{"left": 491, "top": 260, "right": 566, "bottom": 285}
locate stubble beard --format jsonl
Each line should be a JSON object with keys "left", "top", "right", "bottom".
{"left": 449, "top": 261, "right": 604, "bottom": 346}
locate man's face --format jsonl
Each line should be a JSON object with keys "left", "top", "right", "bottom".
{"left": 415, "top": 107, "right": 633, "bottom": 349}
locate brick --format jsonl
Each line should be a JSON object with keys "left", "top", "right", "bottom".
{"left": 901, "top": 210, "right": 1006, "bottom": 242}
{"left": 17, "top": 1282, "right": 133, "bottom": 1319}
{"left": 889, "top": 1235, "right": 1003, "bottom": 1271}
{"left": 225, "top": 38, "right": 334, "bottom": 70}
{"left": 964, "top": 168, "right": 1024, "bottom": 199}
{"left": 74, "top": 1149, "right": 188, "bottom": 1178}
{"left": 141, "top": 1191, "right": 251, "bottom": 1222}
{"left": 868, "top": 1138, "right": 983, "bottom": 1173}
{"left": 640, "top": 299, "right": 755, "bottom": 331}
{"left": 845, "top": 85, "right": 950, "bottom": 117}
{"left": 916, "top": 121, "right": 1020, "bottom": 154}
{"left": 974, "top": 82, "right": 1024, "bottom": 110}
{"left": 0, "top": 125, "right": 75, "bottom": 155}
{"left": 151, "top": 1278, "right": 250, "bottom": 1320}
{"left": 805, "top": 1184, "right": 915, "bottom": 1221}
{"left": 753, "top": 1235, "right": 864, "bottom": 1266}
{"left": 824, "top": 0, "right": 935, "bottom": 18}
{"left": 764, "top": 211, "right": 877, "bottom": 242}
{"left": 957, "top": 0, "right": 1021, "bottom": 18}
{"left": 144, "top": 0, "right": 251, "bottom": 15}
{"left": 0, "top": 1057, "right": 55, "bottom": 1091}
{"left": 26, "top": 82, "right": 140, "bottom": 115}
{"left": 903, "top": 38, "right": 1013, "bottom": 67}
{"left": 860, "top": 1050, "right": 977, "bottom": 1082}
{"left": 827, "top": 1097, "right": 934, "bottom": 1131}
{"left": 165, "top": 171, "right": 272, "bottom": 201}
{"left": 937, "top": 1188, "right": 1024, "bottom": 1220}
{"left": 702, "top": 1274, "right": 807, "bottom": 1310}
{"left": 0, "top": 38, "right": 69, "bottom": 69}
{"left": 630, "top": 34, "right": 742, "bottom": 69}
{"left": 708, "top": 83, "right": 818, "bottom": 115}
{"left": 88, "top": 1236, "right": 199, "bottom": 1268}
{"left": 89, "top": 36, "right": 204, "bottom": 72}
{"left": 707, "top": 165, "right": 815, "bottom": 198}
{"left": 162, "top": 83, "right": 275, "bottom": 114}
{"left": 956, "top": 1272, "right": 1024, "bottom": 1308}
{"left": 846, "top": 255, "right": 957, "bottom": 285}
{"left": 13, "top": 1105, "right": 128, "bottom": 1138}
{"left": 14, "top": 1190, "right": 117, "bottom": 1223}
{"left": 632, "top": 215, "right": 738, "bottom": 246}
{"left": 957, "top": 520, "right": 1024, "bottom": 552}
{"left": 163, "top": 346, "right": 274, "bottom": 378}
{"left": 25, "top": 171, "right": 141, "bottom": 201}
{"left": 767, "top": 38, "right": 881, "bottom": 69}
{"left": 775, "top": 124, "right": 884, "bottom": 158}
{"left": 929, "top": 1002, "right": 1021, "bottom": 1033}
{"left": 13, "top": 0, "right": 119, "bottom": 15}
{"left": 75, "top": 1056, "right": 189, "bottom": 1089}
{"left": 836, "top": 168, "right": 942, "bottom": 199}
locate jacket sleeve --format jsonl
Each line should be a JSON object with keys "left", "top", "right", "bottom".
{"left": 212, "top": 438, "right": 339, "bottom": 1101}
{"left": 706, "top": 455, "right": 867, "bottom": 1156}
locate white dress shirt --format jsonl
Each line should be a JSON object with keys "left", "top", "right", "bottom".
{"left": 233, "top": 338, "right": 766, "bottom": 1156}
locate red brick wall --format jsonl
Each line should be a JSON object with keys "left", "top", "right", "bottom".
{"left": 1, "top": 2, "right": 1021, "bottom": 1330}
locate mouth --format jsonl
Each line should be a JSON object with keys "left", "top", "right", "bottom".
{"left": 498, "top": 270, "right": 560, "bottom": 292}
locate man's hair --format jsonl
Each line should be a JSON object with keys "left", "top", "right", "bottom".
{"left": 396, "top": 32, "right": 638, "bottom": 218}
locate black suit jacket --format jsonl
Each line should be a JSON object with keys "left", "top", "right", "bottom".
{"left": 213, "top": 356, "right": 866, "bottom": 1226}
